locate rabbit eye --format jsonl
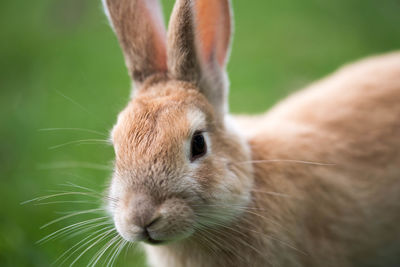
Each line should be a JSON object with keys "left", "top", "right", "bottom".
{"left": 190, "top": 131, "right": 207, "bottom": 161}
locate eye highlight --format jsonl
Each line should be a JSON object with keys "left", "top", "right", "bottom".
{"left": 190, "top": 131, "right": 207, "bottom": 161}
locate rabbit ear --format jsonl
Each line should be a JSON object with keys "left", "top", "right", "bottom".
{"left": 167, "top": 0, "right": 233, "bottom": 115}
{"left": 103, "top": 0, "right": 168, "bottom": 85}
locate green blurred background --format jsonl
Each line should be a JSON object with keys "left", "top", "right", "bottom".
{"left": 1, "top": 0, "right": 399, "bottom": 266}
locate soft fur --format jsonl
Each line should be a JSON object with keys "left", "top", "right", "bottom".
{"left": 102, "top": 0, "right": 400, "bottom": 266}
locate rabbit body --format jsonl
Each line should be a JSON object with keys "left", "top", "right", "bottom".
{"left": 102, "top": 0, "right": 400, "bottom": 266}
{"left": 145, "top": 53, "right": 400, "bottom": 267}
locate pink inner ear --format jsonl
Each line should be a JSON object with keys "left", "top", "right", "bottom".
{"left": 195, "top": 0, "right": 231, "bottom": 67}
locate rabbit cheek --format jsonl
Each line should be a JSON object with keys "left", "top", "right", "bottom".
{"left": 114, "top": 211, "right": 145, "bottom": 242}
{"left": 146, "top": 198, "right": 195, "bottom": 242}
{"left": 113, "top": 194, "right": 195, "bottom": 243}
{"left": 111, "top": 193, "right": 152, "bottom": 242}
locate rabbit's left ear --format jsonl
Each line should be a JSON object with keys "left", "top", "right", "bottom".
{"left": 167, "top": 0, "right": 233, "bottom": 115}
{"left": 103, "top": 0, "right": 168, "bottom": 86}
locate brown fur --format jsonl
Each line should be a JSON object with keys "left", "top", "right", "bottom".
{"left": 105, "top": 0, "right": 168, "bottom": 83}
{"left": 167, "top": 0, "right": 232, "bottom": 115}
{"left": 233, "top": 52, "right": 400, "bottom": 267}
{"left": 102, "top": 0, "right": 400, "bottom": 266}
{"left": 145, "top": 52, "right": 400, "bottom": 267}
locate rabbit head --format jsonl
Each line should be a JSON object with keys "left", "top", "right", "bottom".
{"left": 103, "top": 0, "right": 253, "bottom": 245}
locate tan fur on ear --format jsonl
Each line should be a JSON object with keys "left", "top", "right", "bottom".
{"left": 167, "top": 0, "right": 233, "bottom": 116}
{"left": 104, "top": 0, "right": 167, "bottom": 84}
{"left": 167, "top": 0, "right": 200, "bottom": 82}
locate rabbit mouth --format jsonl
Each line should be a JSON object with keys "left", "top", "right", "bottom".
{"left": 142, "top": 229, "right": 165, "bottom": 245}
{"left": 145, "top": 237, "right": 164, "bottom": 245}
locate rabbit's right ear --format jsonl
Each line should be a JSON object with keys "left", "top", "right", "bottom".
{"left": 167, "top": 0, "right": 233, "bottom": 116}
{"left": 103, "top": 0, "right": 168, "bottom": 86}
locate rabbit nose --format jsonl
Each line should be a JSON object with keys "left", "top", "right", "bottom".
{"left": 128, "top": 194, "right": 159, "bottom": 229}
{"left": 144, "top": 215, "right": 161, "bottom": 229}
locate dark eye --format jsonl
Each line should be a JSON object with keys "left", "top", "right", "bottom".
{"left": 190, "top": 131, "right": 207, "bottom": 161}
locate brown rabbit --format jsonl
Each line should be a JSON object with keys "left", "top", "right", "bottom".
{"left": 102, "top": 0, "right": 400, "bottom": 266}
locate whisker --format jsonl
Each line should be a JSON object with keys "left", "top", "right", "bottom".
{"left": 34, "top": 200, "right": 99, "bottom": 206}
{"left": 55, "top": 90, "right": 90, "bottom": 114}
{"left": 37, "top": 161, "right": 113, "bottom": 171}
{"left": 52, "top": 225, "right": 114, "bottom": 266}
{"left": 250, "top": 189, "right": 293, "bottom": 198}
{"left": 235, "top": 159, "right": 335, "bottom": 166}
{"left": 88, "top": 233, "right": 120, "bottom": 267}
{"left": 38, "top": 188, "right": 118, "bottom": 205}
{"left": 65, "top": 221, "right": 114, "bottom": 241}
{"left": 113, "top": 240, "right": 129, "bottom": 266}
{"left": 196, "top": 223, "right": 252, "bottom": 262}
{"left": 195, "top": 206, "right": 289, "bottom": 234}
{"left": 54, "top": 90, "right": 110, "bottom": 130}
{"left": 41, "top": 208, "right": 105, "bottom": 229}
{"left": 196, "top": 216, "right": 264, "bottom": 257}
{"left": 69, "top": 228, "right": 117, "bottom": 266}
{"left": 49, "top": 139, "right": 111, "bottom": 150}
{"left": 193, "top": 224, "right": 231, "bottom": 257}
{"left": 196, "top": 210, "right": 306, "bottom": 256}
{"left": 60, "top": 182, "right": 119, "bottom": 203}
{"left": 123, "top": 242, "right": 136, "bottom": 262}
{"left": 104, "top": 238, "right": 121, "bottom": 267}
{"left": 38, "top": 128, "right": 108, "bottom": 137}
{"left": 37, "top": 216, "right": 108, "bottom": 244}
{"left": 61, "top": 182, "right": 102, "bottom": 194}
{"left": 266, "top": 235, "right": 307, "bottom": 255}
{"left": 21, "top": 192, "right": 101, "bottom": 205}
{"left": 54, "top": 208, "right": 106, "bottom": 215}
{"left": 107, "top": 238, "right": 125, "bottom": 267}
{"left": 192, "top": 203, "right": 269, "bottom": 212}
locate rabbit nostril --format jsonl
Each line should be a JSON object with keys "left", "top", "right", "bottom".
{"left": 142, "top": 215, "right": 164, "bottom": 245}
{"left": 145, "top": 215, "right": 161, "bottom": 229}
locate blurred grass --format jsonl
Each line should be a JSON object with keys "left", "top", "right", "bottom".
{"left": 0, "top": 0, "right": 399, "bottom": 266}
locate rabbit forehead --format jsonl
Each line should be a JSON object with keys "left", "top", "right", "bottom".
{"left": 112, "top": 84, "right": 213, "bottom": 172}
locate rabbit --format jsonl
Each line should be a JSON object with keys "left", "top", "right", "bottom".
{"left": 102, "top": 0, "right": 400, "bottom": 266}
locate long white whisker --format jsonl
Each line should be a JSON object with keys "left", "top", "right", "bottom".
{"left": 197, "top": 219, "right": 263, "bottom": 259}
{"left": 266, "top": 235, "right": 307, "bottom": 255}
{"left": 37, "top": 161, "right": 113, "bottom": 171}
{"left": 196, "top": 207, "right": 288, "bottom": 234}
{"left": 107, "top": 238, "right": 125, "bottom": 267}
{"left": 113, "top": 240, "right": 128, "bottom": 267}
{"left": 198, "top": 218, "right": 264, "bottom": 257}
{"left": 88, "top": 233, "right": 120, "bottom": 267}
{"left": 53, "top": 225, "right": 114, "bottom": 266}
{"left": 61, "top": 182, "right": 102, "bottom": 195}
{"left": 196, "top": 210, "right": 306, "bottom": 255}
{"left": 103, "top": 236, "right": 122, "bottom": 266}
{"left": 21, "top": 192, "right": 101, "bottom": 205}
{"left": 39, "top": 188, "right": 117, "bottom": 204}
{"left": 37, "top": 216, "right": 108, "bottom": 244}
{"left": 55, "top": 90, "right": 89, "bottom": 113}
{"left": 38, "top": 128, "right": 108, "bottom": 137}
{"left": 250, "top": 189, "right": 293, "bottom": 198}
{"left": 69, "top": 228, "right": 117, "bottom": 266}
{"left": 34, "top": 200, "right": 98, "bottom": 206}
{"left": 65, "top": 221, "right": 113, "bottom": 241}
{"left": 123, "top": 242, "right": 135, "bottom": 262}
{"left": 60, "top": 182, "right": 118, "bottom": 203}
{"left": 41, "top": 208, "right": 104, "bottom": 229}
{"left": 193, "top": 225, "right": 225, "bottom": 257}
{"left": 236, "top": 159, "right": 335, "bottom": 166}
{"left": 49, "top": 139, "right": 111, "bottom": 150}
